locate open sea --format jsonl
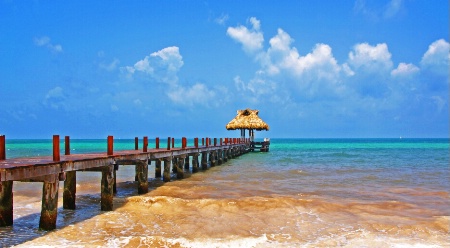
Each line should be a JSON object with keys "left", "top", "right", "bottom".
{"left": 0, "top": 138, "right": 449, "bottom": 247}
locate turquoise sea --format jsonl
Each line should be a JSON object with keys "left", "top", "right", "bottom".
{"left": 1, "top": 138, "right": 449, "bottom": 247}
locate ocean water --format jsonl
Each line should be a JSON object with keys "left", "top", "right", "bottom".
{"left": 0, "top": 138, "right": 449, "bottom": 247}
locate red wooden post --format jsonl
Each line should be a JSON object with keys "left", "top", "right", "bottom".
{"left": 135, "top": 137, "right": 139, "bottom": 150}
{"left": 156, "top": 137, "right": 160, "bottom": 149}
{"left": 0, "top": 135, "right": 6, "bottom": 160}
{"left": 172, "top": 138, "right": 175, "bottom": 148}
{"left": 107, "top": 136, "right": 113, "bottom": 155}
{"left": 167, "top": 137, "right": 171, "bottom": 150}
{"left": 182, "top": 137, "right": 186, "bottom": 149}
{"left": 143, "top": 136, "right": 148, "bottom": 152}
{"left": 195, "top": 138, "right": 198, "bottom": 148}
{"left": 53, "top": 135, "right": 60, "bottom": 161}
{"left": 65, "top": 136, "right": 70, "bottom": 155}
{"left": 206, "top": 137, "right": 209, "bottom": 147}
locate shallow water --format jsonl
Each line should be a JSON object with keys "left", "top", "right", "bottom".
{"left": 1, "top": 138, "right": 449, "bottom": 247}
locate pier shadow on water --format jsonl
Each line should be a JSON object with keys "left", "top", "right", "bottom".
{"left": 0, "top": 173, "right": 182, "bottom": 247}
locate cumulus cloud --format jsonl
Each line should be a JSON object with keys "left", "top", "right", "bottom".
{"left": 215, "top": 13, "right": 229, "bottom": 25}
{"left": 420, "top": 39, "right": 450, "bottom": 76}
{"left": 44, "top": 86, "right": 66, "bottom": 109}
{"left": 34, "top": 36, "right": 63, "bottom": 53}
{"left": 391, "top": 62, "right": 419, "bottom": 77}
{"left": 227, "top": 17, "right": 264, "bottom": 53}
{"left": 167, "top": 83, "right": 216, "bottom": 107}
{"left": 100, "top": 58, "right": 120, "bottom": 71}
{"left": 124, "top": 46, "right": 183, "bottom": 85}
{"left": 354, "top": 0, "right": 405, "bottom": 20}
{"left": 348, "top": 43, "right": 393, "bottom": 73}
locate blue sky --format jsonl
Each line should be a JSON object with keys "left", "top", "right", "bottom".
{"left": 0, "top": 0, "right": 448, "bottom": 139}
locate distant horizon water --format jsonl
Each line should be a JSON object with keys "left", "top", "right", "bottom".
{"left": 1, "top": 138, "right": 449, "bottom": 247}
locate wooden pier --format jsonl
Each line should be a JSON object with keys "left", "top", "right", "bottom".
{"left": 0, "top": 135, "right": 250, "bottom": 230}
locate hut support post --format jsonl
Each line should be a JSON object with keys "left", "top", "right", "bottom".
{"left": 0, "top": 181, "right": 13, "bottom": 227}
{"left": 63, "top": 171, "right": 76, "bottom": 209}
{"left": 39, "top": 175, "right": 59, "bottom": 230}
{"left": 163, "top": 157, "right": 171, "bottom": 182}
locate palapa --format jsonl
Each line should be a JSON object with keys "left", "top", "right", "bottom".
{"left": 225, "top": 109, "right": 269, "bottom": 131}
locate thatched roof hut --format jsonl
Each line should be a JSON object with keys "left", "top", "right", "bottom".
{"left": 226, "top": 109, "right": 269, "bottom": 131}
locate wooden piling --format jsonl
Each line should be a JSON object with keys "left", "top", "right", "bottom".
{"left": 136, "top": 160, "right": 148, "bottom": 194}
{"left": 65, "top": 136, "right": 70, "bottom": 155}
{"left": 209, "top": 151, "right": 216, "bottom": 167}
{"left": 0, "top": 181, "right": 13, "bottom": 226}
{"left": 0, "top": 135, "right": 5, "bottom": 160}
{"left": 107, "top": 136, "right": 113, "bottom": 156}
{"left": 135, "top": 137, "right": 139, "bottom": 150}
{"left": 195, "top": 138, "right": 198, "bottom": 148}
{"left": 192, "top": 153, "right": 199, "bottom": 173}
{"left": 206, "top": 137, "right": 209, "bottom": 147}
{"left": 156, "top": 137, "right": 160, "bottom": 149}
{"left": 172, "top": 138, "right": 175, "bottom": 148}
{"left": 167, "top": 137, "right": 171, "bottom": 150}
{"left": 39, "top": 175, "right": 59, "bottom": 230}
{"left": 172, "top": 157, "right": 178, "bottom": 173}
{"left": 143, "top": 136, "right": 148, "bottom": 152}
{"left": 63, "top": 171, "right": 76, "bottom": 210}
{"left": 177, "top": 156, "right": 184, "bottom": 179}
{"left": 201, "top": 151, "right": 208, "bottom": 170}
{"left": 100, "top": 165, "right": 114, "bottom": 211}
{"left": 155, "top": 159, "right": 162, "bottom": 178}
{"left": 53, "top": 135, "right": 60, "bottom": 162}
{"left": 184, "top": 156, "right": 190, "bottom": 170}
{"left": 182, "top": 137, "right": 187, "bottom": 149}
{"left": 163, "top": 157, "right": 171, "bottom": 182}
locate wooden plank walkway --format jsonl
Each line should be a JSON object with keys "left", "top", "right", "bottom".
{"left": 0, "top": 135, "right": 250, "bottom": 230}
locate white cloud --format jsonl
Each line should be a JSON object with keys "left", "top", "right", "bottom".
{"left": 420, "top": 39, "right": 450, "bottom": 76}
{"left": 391, "top": 62, "right": 419, "bottom": 77}
{"left": 226, "top": 17, "right": 264, "bottom": 53}
{"left": 167, "top": 83, "right": 216, "bottom": 107}
{"left": 215, "top": 13, "right": 229, "bottom": 25}
{"left": 44, "top": 86, "right": 66, "bottom": 109}
{"left": 34, "top": 36, "right": 63, "bottom": 53}
{"left": 384, "top": 0, "right": 404, "bottom": 19}
{"left": 100, "top": 58, "right": 120, "bottom": 71}
{"left": 124, "top": 46, "right": 183, "bottom": 85}
{"left": 348, "top": 43, "right": 393, "bottom": 73}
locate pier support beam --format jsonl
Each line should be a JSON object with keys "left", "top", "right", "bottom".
{"left": 218, "top": 149, "right": 223, "bottom": 165}
{"left": 184, "top": 156, "right": 190, "bottom": 170}
{"left": 135, "top": 160, "right": 148, "bottom": 194}
{"left": 192, "top": 153, "right": 199, "bottom": 173}
{"left": 210, "top": 151, "right": 216, "bottom": 167}
{"left": 201, "top": 151, "right": 208, "bottom": 170}
{"left": 63, "top": 171, "right": 76, "bottom": 209}
{"left": 155, "top": 159, "right": 162, "bottom": 178}
{"left": 39, "top": 175, "right": 59, "bottom": 230}
{"left": 163, "top": 157, "right": 172, "bottom": 182}
{"left": 0, "top": 181, "right": 13, "bottom": 227}
{"left": 101, "top": 165, "right": 114, "bottom": 211}
{"left": 176, "top": 156, "right": 185, "bottom": 179}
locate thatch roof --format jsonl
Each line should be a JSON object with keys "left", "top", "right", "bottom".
{"left": 226, "top": 109, "right": 269, "bottom": 131}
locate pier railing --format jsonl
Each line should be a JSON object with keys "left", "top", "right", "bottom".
{"left": 0, "top": 135, "right": 250, "bottom": 230}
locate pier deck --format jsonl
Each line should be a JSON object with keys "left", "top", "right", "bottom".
{"left": 0, "top": 135, "right": 250, "bottom": 230}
